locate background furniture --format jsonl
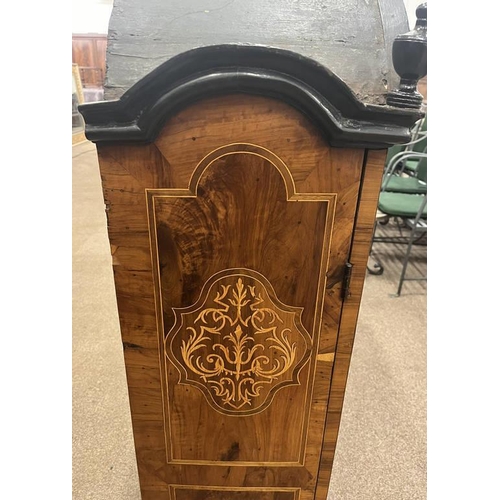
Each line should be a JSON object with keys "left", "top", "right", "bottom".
{"left": 368, "top": 148, "right": 427, "bottom": 294}
{"left": 72, "top": 34, "right": 107, "bottom": 102}
{"left": 72, "top": 63, "right": 86, "bottom": 145}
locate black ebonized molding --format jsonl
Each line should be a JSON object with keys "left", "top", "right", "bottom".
{"left": 79, "top": 45, "right": 423, "bottom": 148}
{"left": 387, "top": 3, "right": 427, "bottom": 109}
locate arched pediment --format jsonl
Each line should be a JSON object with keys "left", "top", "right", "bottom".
{"left": 79, "top": 44, "right": 422, "bottom": 148}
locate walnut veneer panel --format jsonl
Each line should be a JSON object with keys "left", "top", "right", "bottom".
{"left": 96, "top": 95, "right": 372, "bottom": 500}
{"left": 171, "top": 485, "right": 299, "bottom": 500}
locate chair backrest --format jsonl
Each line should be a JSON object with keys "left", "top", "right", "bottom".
{"left": 385, "top": 144, "right": 406, "bottom": 169}
{"left": 420, "top": 115, "right": 427, "bottom": 133}
{"left": 416, "top": 155, "right": 427, "bottom": 183}
{"left": 411, "top": 133, "right": 427, "bottom": 154}
{"left": 412, "top": 115, "right": 427, "bottom": 136}
{"left": 389, "top": 117, "right": 427, "bottom": 160}
{"left": 406, "top": 115, "right": 427, "bottom": 153}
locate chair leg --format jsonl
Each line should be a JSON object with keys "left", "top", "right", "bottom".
{"left": 367, "top": 256, "right": 384, "bottom": 275}
{"left": 367, "top": 220, "right": 384, "bottom": 275}
{"left": 396, "top": 197, "right": 427, "bottom": 296}
{"left": 396, "top": 225, "right": 418, "bottom": 296}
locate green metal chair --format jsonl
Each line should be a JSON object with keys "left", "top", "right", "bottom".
{"left": 385, "top": 115, "right": 427, "bottom": 177}
{"left": 382, "top": 152, "right": 427, "bottom": 194}
{"left": 368, "top": 152, "right": 427, "bottom": 295}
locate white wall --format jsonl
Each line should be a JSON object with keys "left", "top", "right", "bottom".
{"left": 72, "top": 0, "right": 113, "bottom": 34}
{"left": 73, "top": 0, "right": 422, "bottom": 36}
{"left": 404, "top": 0, "right": 424, "bottom": 28}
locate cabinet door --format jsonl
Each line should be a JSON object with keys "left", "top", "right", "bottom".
{"left": 97, "top": 95, "right": 366, "bottom": 500}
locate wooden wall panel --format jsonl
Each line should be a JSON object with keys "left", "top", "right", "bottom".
{"left": 72, "top": 35, "right": 107, "bottom": 87}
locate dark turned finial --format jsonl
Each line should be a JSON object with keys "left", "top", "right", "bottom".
{"left": 387, "top": 3, "right": 427, "bottom": 109}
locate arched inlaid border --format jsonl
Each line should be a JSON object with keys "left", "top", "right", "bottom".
{"left": 146, "top": 143, "right": 337, "bottom": 466}
{"left": 168, "top": 484, "right": 300, "bottom": 500}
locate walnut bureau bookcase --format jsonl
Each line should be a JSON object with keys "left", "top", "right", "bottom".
{"left": 80, "top": 25, "right": 424, "bottom": 500}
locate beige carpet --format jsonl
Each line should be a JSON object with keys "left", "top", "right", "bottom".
{"left": 72, "top": 141, "right": 426, "bottom": 499}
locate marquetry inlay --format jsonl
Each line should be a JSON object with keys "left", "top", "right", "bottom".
{"left": 169, "top": 484, "right": 300, "bottom": 500}
{"left": 88, "top": 51, "right": 409, "bottom": 492}
{"left": 146, "top": 141, "right": 339, "bottom": 462}
{"left": 166, "top": 269, "right": 312, "bottom": 415}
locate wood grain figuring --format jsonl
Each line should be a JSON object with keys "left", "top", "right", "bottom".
{"left": 314, "top": 149, "right": 387, "bottom": 499}
{"left": 148, "top": 143, "right": 336, "bottom": 465}
{"left": 171, "top": 485, "right": 299, "bottom": 500}
{"left": 96, "top": 95, "right": 367, "bottom": 499}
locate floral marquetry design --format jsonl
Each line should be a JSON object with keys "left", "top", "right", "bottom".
{"left": 166, "top": 269, "right": 312, "bottom": 416}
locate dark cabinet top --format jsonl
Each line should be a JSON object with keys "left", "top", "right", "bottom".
{"left": 80, "top": 0, "right": 425, "bottom": 147}
{"left": 104, "top": 0, "right": 410, "bottom": 104}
